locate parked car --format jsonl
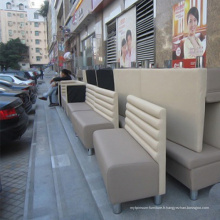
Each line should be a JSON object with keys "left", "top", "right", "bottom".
{"left": 0, "top": 85, "right": 32, "bottom": 113}
{"left": 0, "top": 96, "right": 29, "bottom": 145}
{"left": 0, "top": 176, "right": 2, "bottom": 192}
{"left": 0, "top": 74, "right": 35, "bottom": 86}
{"left": 0, "top": 70, "right": 34, "bottom": 80}
{"left": 0, "top": 79, "right": 37, "bottom": 104}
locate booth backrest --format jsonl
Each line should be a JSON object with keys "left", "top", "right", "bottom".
{"left": 60, "top": 80, "right": 77, "bottom": 98}
{"left": 125, "top": 95, "right": 166, "bottom": 194}
{"left": 113, "top": 69, "right": 141, "bottom": 117}
{"left": 140, "top": 68, "right": 207, "bottom": 153}
{"left": 206, "top": 68, "right": 220, "bottom": 103}
{"left": 113, "top": 68, "right": 207, "bottom": 153}
{"left": 96, "top": 68, "right": 115, "bottom": 91}
{"left": 86, "top": 69, "right": 97, "bottom": 85}
{"left": 94, "top": 86, "right": 119, "bottom": 128}
{"left": 85, "top": 84, "right": 96, "bottom": 108}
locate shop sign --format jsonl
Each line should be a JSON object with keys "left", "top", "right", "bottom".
{"left": 172, "top": 0, "right": 207, "bottom": 68}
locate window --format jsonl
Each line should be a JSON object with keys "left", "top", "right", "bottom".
{"left": 21, "top": 39, "right": 25, "bottom": 44}
{"left": 19, "top": 4, "right": 24, "bottom": 10}
{"left": 20, "top": 14, "right": 24, "bottom": 18}
{"left": 20, "top": 22, "right": 25, "bottom": 28}
{"left": 8, "top": 30, "right": 13, "bottom": 36}
{"left": 34, "top": 13, "right": 39, "bottom": 19}
{"left": 6, "top": 2, "right": 12, "bottom": 9}
{"left": 21, "top": 30, "right": 25, "bottom": 36}
{"left": 0, "top": 76, "right": 13, "bottom": 82}
{"left": 36, "top": 48, "right": 40, "bottom": 53}
{"left": 34, "top": 22, "right": 39, "bottom": 27}
{"left": 22, "top": 64, "right": 26, "bottom": 66}
{"left": 35, "top": 39, "right": 40, "bottom": 44}
{"left": 7, "top": 12, "right": 12, "bottom": 17}
{"left": 35, "top": 31, "right": 39, "bottom": 36}
{"left": 36, "top": 56, "right": 42, "bottom": 61}
{"left": 31, "top": 2, "right": 35, "bottom": 6}
{"left": 8, "top": 21, "right": 13, "bottom": 27}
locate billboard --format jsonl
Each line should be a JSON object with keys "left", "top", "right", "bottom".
{"left": 172, "top": 0, "right": 207, "bottom": 68}
{"left": 117, "top": 7, "right": 136, "bottom": 68}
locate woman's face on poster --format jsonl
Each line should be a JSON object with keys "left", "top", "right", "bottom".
{"left": 188, "top": 14, "right": 198, "bottom": 36}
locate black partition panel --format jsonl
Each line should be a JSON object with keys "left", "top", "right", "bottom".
{"left": 86, "top": 69, "right": 97, "bottom": 85}
{"left": 67, "top": 85, "right": 86, "bottom": 103}
{"left": 96, "top": 68, "right": 115, "bottom": 91}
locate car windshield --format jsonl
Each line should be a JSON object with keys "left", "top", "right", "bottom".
{"left": 14, "top": 75, "right": 26, "bottom": 81}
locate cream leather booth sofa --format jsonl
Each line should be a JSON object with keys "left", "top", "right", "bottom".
{"left": 93, "top": 95, "right": 166, "bottom": 214}
{"left": 114, "top": 68, "right": 220, "bottom": 201}
{"left": 61, "top": 81, "right": 119, "bottom": 155}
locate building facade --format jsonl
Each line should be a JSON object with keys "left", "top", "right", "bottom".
{"left": 46, "top": 0, "right": 220, "bottom": 75}
{"left": 0, "top": 0, "right": 49, "bottom": 70}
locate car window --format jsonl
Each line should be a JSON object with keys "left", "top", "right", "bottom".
{"left": 14, "top": 75, "right": 26, "bottom": 81}
{"left": 0, "top": 76, "right": 13, "bottom": 82}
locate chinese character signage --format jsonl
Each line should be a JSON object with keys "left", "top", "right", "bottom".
{"left": 117, "top": 7, "right": 136, "bottom": 68}
{"left": 172, "top": 0, "right": 207, "bottom": 68}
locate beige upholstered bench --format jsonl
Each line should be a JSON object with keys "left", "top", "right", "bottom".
{"left": 113, "top": 68, "right": 220, "bottom": 201}
{"left": 59, "top": 80, "right": 85, "bottom": 115}
{"left": 93, "top": 95, "right": 166, "bottom": 214}
{"left": 70, "top": 85, "right": 119, "bottom": 155}
{"left": 66, "top": 83, "right": 96, "bottom": 116}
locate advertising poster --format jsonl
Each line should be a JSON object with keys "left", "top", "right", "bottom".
{"left": 172, "top": 0, "right": 207, "bottom": 68}
{"left": 117, "top": 8, "right": 136, "bottom": 68}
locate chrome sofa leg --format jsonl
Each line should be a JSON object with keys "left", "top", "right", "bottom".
{"left": 113, "top": 203, "right": 122, "bottom": 214}
{"left": 154, "top": 195, "right": 162, "bottom": 205}
{"left": 87, "top": 148, "right": 94, "bottom": 156}
{"left": 190, "top": 190, "right": 198, "bottom": 200}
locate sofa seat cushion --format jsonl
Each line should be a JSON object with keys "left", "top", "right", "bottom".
{"left": 71, "top": 110, "right": 114, "bottom": 148}
{"left": 93, "top": 128, "right": 159, "bottom": 204}
{"left": 167, "top": 140, "right": 220, "bottom": 169}
{"left": 67, "top": 102, "right": 92, "bottom": 113}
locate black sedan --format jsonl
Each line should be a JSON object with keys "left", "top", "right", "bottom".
{"left": 0, "top": 86, "right": 32, "bottom": 114}
{"left": 0, "top": 96, "right": 29, "bottom": 145}
{"left": 0, "top": 79, "right": 37, "bottom": 104}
